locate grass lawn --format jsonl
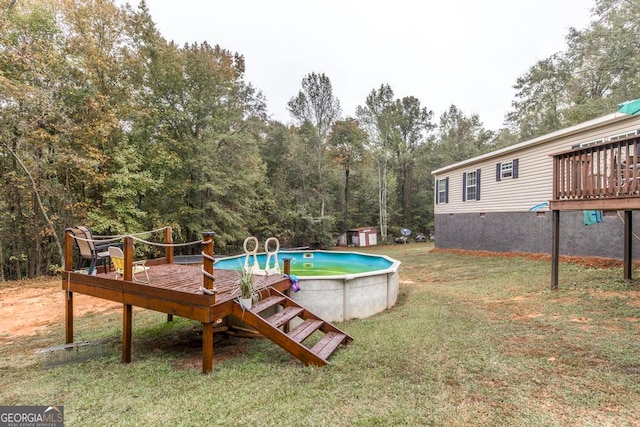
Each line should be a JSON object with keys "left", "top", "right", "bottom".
{"left": 2, "top": 243, "right": 640, "bottom": 426}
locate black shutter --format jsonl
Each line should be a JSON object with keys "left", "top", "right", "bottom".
{"left": 462, "top": 172, "right": 467, "bottom": 201}
{"left": 496, "top": 163, "right": 502, "bottom": 181}
{"left": 476, "top": 168, "right": 481, "bottom": 200}
{"left": 445, "top": 177, "right": 449, "bottom": 203}
{"left": 513, "top": 159, "right": 519, "bottom": 179}
{"left": 435, "top": 180, "right": 439, "bottom": 204}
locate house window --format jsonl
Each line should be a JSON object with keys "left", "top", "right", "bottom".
{"left": 501, "top": 161, "right": 513, "bottom": 179}
{"left": 436, "top": 177, "right": 448, "bottom": 204}
{"left": 462, "top": 169, "right": 481, "bottom": 201}
{"left": 466, "top": 171, "right": 477, "bottom": 200}
{"left": 496, "top": 159, "right": 519, "bottom": 181}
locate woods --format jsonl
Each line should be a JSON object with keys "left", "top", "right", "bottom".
{"left": 1, "top": 0, "right": 639, "bottom": 280}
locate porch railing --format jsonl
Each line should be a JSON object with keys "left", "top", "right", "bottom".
{"left": 552, "top": 135, "right": 640, "bottom": 201}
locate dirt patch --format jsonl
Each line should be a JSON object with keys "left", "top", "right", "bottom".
{"left": 430, "top": 248, "right": 639, "bottom": 269}
{"left": 589, "top": 290, "right": 640, "bottom": 303}
{"left": 171, "top": 334, "right": 250, "bottom": 371}
{"left": 511, "top": 312, "right": 544, "bottom": 321}
{"left": 0, "top": 278, "right": 120, "bottom": 342}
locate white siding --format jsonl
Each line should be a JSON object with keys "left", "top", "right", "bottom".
{"left": 434, "top": 114, "right": 640, "bottom": 214}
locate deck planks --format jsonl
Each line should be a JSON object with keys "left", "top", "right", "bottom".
{"left": 64, "top": 264, "right": 288, "bottom": 307}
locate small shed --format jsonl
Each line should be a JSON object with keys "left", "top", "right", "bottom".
{"left": 347, "top": 227, "right": 378, "bottom": 247}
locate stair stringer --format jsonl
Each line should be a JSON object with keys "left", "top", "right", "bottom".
{"left": 229, "top": 286, "right": 353, "bottom": 366}
{"left": 230, "top": 301, "right": 328, "bottom": 366}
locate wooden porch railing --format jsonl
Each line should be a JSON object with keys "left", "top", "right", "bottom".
{"left": 552, "top": 135, "right": 640, "bottom": 202}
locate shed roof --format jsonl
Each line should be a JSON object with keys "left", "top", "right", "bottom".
{"left": 348, "top": 227, "right": 376, "bottom": 232}
{"left": 432, "top": 112, "right": 632, "bottom": 175}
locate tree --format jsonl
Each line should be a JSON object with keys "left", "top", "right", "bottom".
{"left": 507, "top": 0, "right": 640, "bottom": 138}
{"left": 0, "top": 0, "right": 73, "bottom": 275}
{"left": 506, "top": 55, "right": 570, "bottom": 139}
{"left": 0, "top": 0, "right": 278, "bottom": 277}
{"left": 392, "top": 96, "right": 435, "bottom": 228}
{"left": 328, "top": 118, "right": 366, "bottom": 231}
{"left": 287, "top": 72, "right": 342, "bottom": 216}
{"left": 356, "top": 84, "right": 396, "bottom": 242}
{"left": 60, "top": 0, "right": 149, "bottom": 235}
{"left": 435, "top": 105, "right": 495, "bottom": 166}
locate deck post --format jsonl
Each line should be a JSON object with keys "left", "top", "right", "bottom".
{"left": 202, "top": 231, "right": 216, "bottom": 374}
{"left": 624, "top": 210, "right": 633, "bottom": 280}
{"left": 165, "top": 226, "right": 174, "bottom": 264}
{"left": 202, "top": 322, "right": 213, "bottom": 374}
{"left": 123, "top": 236, "right": 133, "bottom": 281}
{"left": 64, "top": 229, "right": 74, "bottom": 344}
{"left": 202, "top": 232, "right": 215, "bottom": 293}
{"left": 165, "top": 227, "right": 174, "bottom": 322}
{"left": 283, "top": 258, "right": 291, "bottom": 333}
{"left": 123, "top": 236, "right": 133, "bottom": 363}
{"left": 123, "top": 304, "right": 132, "bottom": 363}
{"left": 551, "top": 210, "right": 560, "bottom": 291}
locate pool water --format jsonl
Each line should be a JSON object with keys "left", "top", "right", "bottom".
{"left": 214, "top": 251, "right": 394, "bottom": 277}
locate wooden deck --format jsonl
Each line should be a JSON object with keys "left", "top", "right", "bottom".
{"left": 550, "top": 134, "right": 640, "bottom": 210}
{"left": 62, "top": 231, "right": 352, "bottom": 373}
{"left": 62, "top": 262, "right": 290, "bottom": 322}
{"left": 549, "top": 134, "right": 640, "bottom": 289}
{"left": 62, "top": 261, "right": 290, "bottom": 373}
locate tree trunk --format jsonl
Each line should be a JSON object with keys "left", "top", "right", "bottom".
{"left": 2, "top": 142, "right": 65, "bottom": 269}
{"left": 33, "top": 192, "right": 41, "bottom": 277}
{"left": 318, "top": 141, "right": 325, "bottom": 217}
{"left": 0, "top": 238, "right": 4, "bottom": 281}
{"left": 377, "top": 155, "right": 388, "bottom": 243}
{"left": 344, "top": 168, "right": 350, "bottom": 232}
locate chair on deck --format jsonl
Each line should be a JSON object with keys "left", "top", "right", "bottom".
{"left": 108, "top": 246, "right": 150, "bottom": 283}
{"left": 67, "top": 226, "right": 111, "bottom": 275}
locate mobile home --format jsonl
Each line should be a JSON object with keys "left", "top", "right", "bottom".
{"left": 432, "top": 111, "right": 640, "bottom": 259}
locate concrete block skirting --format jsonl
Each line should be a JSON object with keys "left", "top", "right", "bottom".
{"left": 434, "top": 211, "right": 640, "bottom": 260}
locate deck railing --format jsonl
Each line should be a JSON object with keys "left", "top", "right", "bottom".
{"left": 552, "top": 135, "right": 640, "bottom": 201}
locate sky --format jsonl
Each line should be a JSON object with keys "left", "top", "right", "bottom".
{"left": 132, "top": 0, "right": 594, "bottom": 131}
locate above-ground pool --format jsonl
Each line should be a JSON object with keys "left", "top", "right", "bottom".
{"left": 214, "top": 250, "right": 401, "bottom": 322}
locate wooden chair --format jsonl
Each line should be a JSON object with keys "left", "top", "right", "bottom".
{"left": 108, "top": 246, "right": 150, "bottom": 283}
{"left": 67, "top": 226, "right": 111, "bottom": 275}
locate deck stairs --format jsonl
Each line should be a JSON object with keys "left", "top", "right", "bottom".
{"left": 230, "top": 287, "right": 353, "bottom": 366}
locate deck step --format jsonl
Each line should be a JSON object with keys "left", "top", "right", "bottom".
{"left": 265, "top": 306, "right": 304, "bottom": 328}
{"left": 230, "top": 286, "right": 352, "bottom": 367}
{"left": 288, "top": 319, "right": 323, "bottom": 343}
{"left": 311, "top": 331, "right": 347, "bottom": 361}
{"left": 252, "top": 295, "right": 286, "bottom": 314}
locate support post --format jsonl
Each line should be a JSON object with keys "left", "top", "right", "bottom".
{"left": 123, "top": 236, "right": 133, "bottom": 282}
{"left": 283, "top": 258, "right": 291, "bottom": 333}
{"left": 202, "top": 232, "right": 215, "bottom": 294}
{"left": 123, "top": 304, "right": 132, "bottom": 363}
{"left": 65, "top": 291, "right": 73, "bottom": 344}
{"left": 122, "top": 235, "right": 133, "bottom": 363}
{"left": 64, "top": 229, "right": 74, "bottom": 344}
{"left": 165, "top": 227, "right": 174, "bottom": 322}
{"left": 202, "top": 322, "right": 213, "bottom": 374}
{"left": 201, "top": 231, "right": 216, "bottom": 374}
{"left": 551, "top": 210, "right": 560, "bottom": 291}
{"left": 624, "top": 210, "right": 633, "bottom": 280}
{"left": 283, "top": 258, "right": 291, "bottom": 278}
{"left": 164, "top": 226, "right": 174, "bottom": 264}
{"left": 64, "top": 229, "right": 74, "bottom": 273}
